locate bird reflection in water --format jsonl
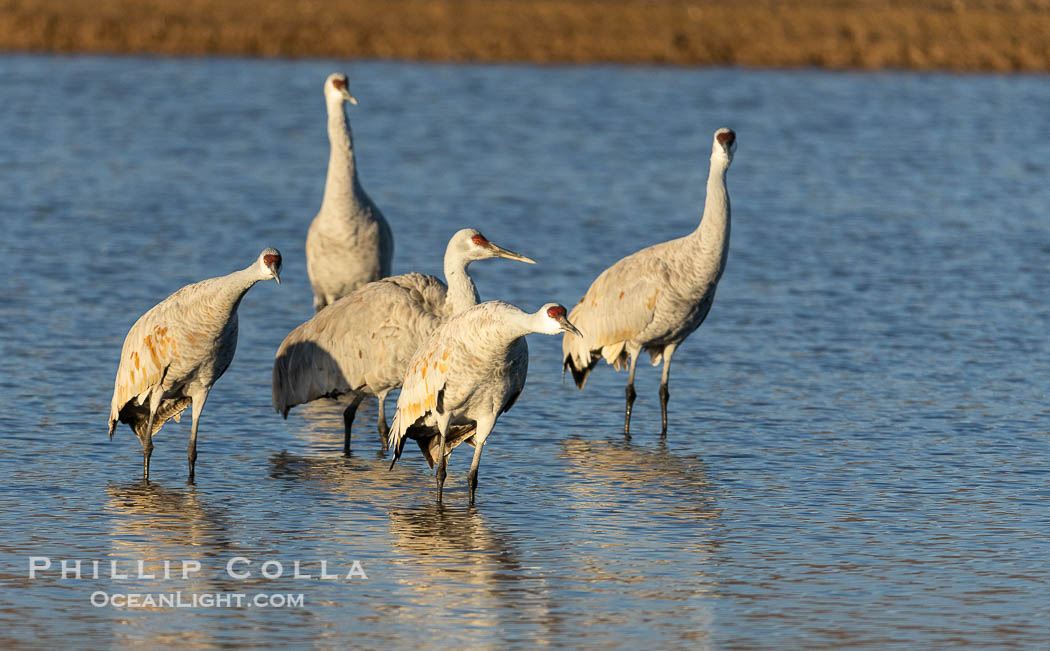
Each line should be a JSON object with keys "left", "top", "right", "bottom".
{"left": 558, "top": 436, "right": 721, "bottom": 521}
{"left": 268, "top": 451, "right": 556, "bottom": 642}
{"left": 269, "top": 449, "right": 406, "bottom": 489}
{"left": 283, "top": 398, "right": 386, "bottom": 458}
{"left": 105, "top": 481, "right": 237, "bottom": 597}
{"left": 555, "top": 435, "right": 719, "bottom": 645}
{"left": 385, "top": 502, "right": 559, "bottom": 640}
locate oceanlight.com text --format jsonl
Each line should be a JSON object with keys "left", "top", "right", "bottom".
{"left": 91, "top": 591, "right": 305, "bottom": 609}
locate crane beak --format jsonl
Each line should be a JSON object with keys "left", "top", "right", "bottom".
{"left": 559, "top": 316, "right": 582, "bottom": 338}
{"left": 489, "top": 244, "right": 536, "bottom": 264}
{"left": 343, "top": 90, "right": 358, "bottom": 106}
{"left": 269, "top": 266, "right": 282, "bottom": 285}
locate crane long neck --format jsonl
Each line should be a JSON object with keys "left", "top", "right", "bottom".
{"left": 691, "top": 155, "right": 731, "bottom": 269}
{"left": 208, "top": 267, "right": 264, "bottom": 319}
{"left": 476, "top": 308, "right": 536, "bottom": 354}
{"left": 444, "top": 253, "right": 480, "bottom": 315}
{"left": 507, "top": 309, "right": 549, "bottom": 340}
{"left": 320, "top": 99, "right": 361, "bottom": 215}
{"left": 459, "top": 306, "right": 546, "bottom": 367}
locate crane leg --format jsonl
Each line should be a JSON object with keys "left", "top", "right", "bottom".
{"left": 188, "top": 391, "right": 208, "bottom": 481}
{"left": 142, "top": 389, "right": 163, "bottom": 480}
{"left": 142, "top": 435, "right": 153, "bottom": 481}
{"left": 342, "top": 393, "right": 365, "bottom": 457}
{"left": 659, "top": 384, "right": 670, "bottom": 435}
{"left": 467, "top": 419, "right": 494, "bottom": 506}
{"left": 659, "top": 344, "right": 678, "bottom": 437}
{"left": 624, "top": 351, "right": 639, "bottom": 435}
{"left": 435, "top": 421, "right": 449, "bottom": 504}
{"left": 376, "top": 391, "right": 390, "bottom": 451}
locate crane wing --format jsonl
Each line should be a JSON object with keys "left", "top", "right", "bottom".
{"left": 272, "top": 274, "right": 447, "bottom": 415}
{"left": 391, "top": 339, "right": 454, "bottom": 431}
{"left": 564, "top": 252, "right": 670, "bottom": 371}
{"left": 108, "top": 301, "right": 182, "bottom": 435}
{"left": 501, "top": 336, "right": 529, "bottom": 415}
{"left": 384, "top": 272, "right": 448, "bottom": 317}
{"left": 388, "top": 329, "right": 464, "bottom": 464}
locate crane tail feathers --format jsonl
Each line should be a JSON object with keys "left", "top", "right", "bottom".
{"left": 562, "top": 327, "right": 601, "bottom": 390}
{"left": 386, "top": 418, "right": 476, "bottom": 471}
{"left": 388, "top": 443, "right": 402, "bottom": 470}
{"left": 563, "top": 354, "right": 596, "bottom": 390}
{"left": 388, "top": 412, "right": 406, "bottom": 469}
{"left": 271, "top": 353, "right": 294, "bottom": 416}
{"left": 417, "top": 424, "right": 476, "bottom": 469}
{"left": 389, "top": 425, "right": 411, "bottom": 470}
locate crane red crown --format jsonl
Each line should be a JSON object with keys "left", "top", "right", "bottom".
{"left": 332, "top": 78, "right": 347, "bottom": 90}
{"left": 471, "top": 233, "right": 490, "bottom": 247}
{"left": 263, "top": 254, "right": 281, "bottom": 266}
{"left": 547, "top": 305, "right": 567, "bottom": 319}
{"left": 717, "top": 130, "right": 735, "bottom": 145}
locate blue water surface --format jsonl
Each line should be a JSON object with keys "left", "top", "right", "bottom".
{"left": 1, "top": 54, "right": 1049, "bottom": 648}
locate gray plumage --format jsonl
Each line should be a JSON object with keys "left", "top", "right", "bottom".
{"left": 562, "top": 127, "right": 736, "bottom": 435}
{"left": 389, "top": 301, "right": 581, "bottom": 504}
{"left": 273, "top": 229, "right": 535, "bottom": 454}
{"left": 306, "top": 72, "right": 393, "bottom": 312}
{"left": 108, "top": 248, "right": 282, "bottom": 479}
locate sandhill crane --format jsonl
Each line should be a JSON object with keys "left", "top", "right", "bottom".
{"left": 273, "top": 229, "right": 535, "bottom": 455}
{"left": 562, "top": 127, "right": 736, "bottom": 435}
{"left": 108, "top": 249, "right": 282, "bottom": 480}
{"left": 389, "top": 301, "right": 581, "bottom": 504}
{"left": 306, "top": 72, "right": 393, "bottom": 312}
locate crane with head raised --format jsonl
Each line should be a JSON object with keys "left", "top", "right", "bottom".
{"left": 306, "top": 72, "right": 393, "bottom": 312}
{"left": 562, "top": 128, "right": 736, "bottom": 436}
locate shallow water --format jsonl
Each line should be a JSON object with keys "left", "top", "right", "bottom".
{"left": 2, "top": 55, "right": 1050, "bottom": 648}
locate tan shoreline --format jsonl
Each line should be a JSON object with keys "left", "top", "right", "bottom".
{"left": 3, "top": 0, "right": 1050, "bottom": 72}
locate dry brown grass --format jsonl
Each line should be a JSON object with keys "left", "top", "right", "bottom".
{"left": 3, "top": 0, "right": 1050, "bottom": 71}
